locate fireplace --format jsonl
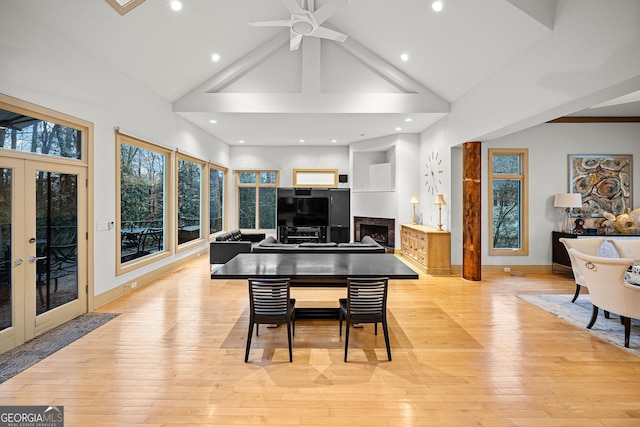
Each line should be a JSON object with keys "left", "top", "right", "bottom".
{"left": 354, "top": 216, "right": 395, "bottom": 249}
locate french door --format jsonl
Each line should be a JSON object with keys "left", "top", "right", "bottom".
{"left": 0, "top": 157, "right": 87, "bottom": 353}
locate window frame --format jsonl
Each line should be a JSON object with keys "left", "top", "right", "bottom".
{"left": 175, "top": 153, "right": 206, "bottom": 252}
{"left": 235, "top": 170, "right": 279, "bottom": 231}
{"left": 488, "top": 148, "right": 529, "bottom": 256}
{"left": 208, "top": 163, "right": 227, "bottom": 238}
{"left": 105, "top": 0, "right": 146, "bottom": 15}
{"left": 116, "top": 132, "right": 172, "bottom": 275}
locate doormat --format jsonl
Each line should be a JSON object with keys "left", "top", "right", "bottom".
{"left": 517, "top": 294, "right": 640, "bottom": 357}
{"left": 0, "top": 312, "right": 120, "bottom": 383}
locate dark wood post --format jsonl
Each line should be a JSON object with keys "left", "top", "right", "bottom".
{"left": 463, "top": 141, "right": 481, "bottom": 281}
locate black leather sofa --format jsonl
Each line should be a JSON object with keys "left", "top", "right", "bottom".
{"left": 252, "top": 235, "right": 385, "bottom": 254}
{"left": 209, "top": 229, "right": 266, "bottom": 264}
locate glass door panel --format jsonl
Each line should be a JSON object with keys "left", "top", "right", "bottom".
{"left": 0, "top": 168, "right": 13, "bottom": 333}
{"left": 0, "top": 158, "right": 26, "bottom": 353}
{"left": 34, "top": 171, "right": 79, "bottom": 315}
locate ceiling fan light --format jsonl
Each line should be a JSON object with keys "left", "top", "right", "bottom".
{"left": 292, "top": 21, "right": 314, "bottom": 35}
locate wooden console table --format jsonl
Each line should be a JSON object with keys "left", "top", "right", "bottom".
{"left": 400, "top": 224, "right": 451, "bottom": 275}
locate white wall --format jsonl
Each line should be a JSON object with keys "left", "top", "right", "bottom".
{"left": 229, "top": 145, "right": 349, "bottom": 229}
{"left": 481, "top": 122, "right": 640, "bottom": 267}
{"left": 419, "top": 1, "right": 640, "bottom": 269}
{"left": 350, "top": 134, "right": 420, "bottom": 247}
{"left": 0, "top": 2, "right": 230, "bottom": 296}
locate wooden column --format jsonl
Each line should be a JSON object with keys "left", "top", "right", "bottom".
{"left": 463, "top": 141, "right": 481, "bottom": 281}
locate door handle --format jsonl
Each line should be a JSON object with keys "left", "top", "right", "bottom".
{"left": 28, "top": 256, "right": 47, "bottom": 263}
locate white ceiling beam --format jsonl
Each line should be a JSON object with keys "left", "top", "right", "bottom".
{"left": 301, "top": 35, "right": 321, "bottom": 95}
{"left": 196, "top": 32, "right": 289, "bottom": 94}
{"left": 173, "top": 93, "right": 449, "bottom": 114}
{"left": 337, "top": 32, "right": 447, "bottom": 103}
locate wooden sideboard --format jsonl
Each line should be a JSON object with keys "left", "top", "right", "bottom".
{"left": 399, "top": 224, "right": 451, "bottom": 275}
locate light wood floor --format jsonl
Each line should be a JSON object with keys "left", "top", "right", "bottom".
{"left": 2, "top": 256, "right": 640, "bottom": 426}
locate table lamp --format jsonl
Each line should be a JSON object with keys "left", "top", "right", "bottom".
{"left": 410, "top": 196, "right": 419, "bottom": 224}
{"left": 554, "top": 193, "right": 582, "bottom": 233}
{"left": 434, "top": 194, "right": 446, "bottom": 231}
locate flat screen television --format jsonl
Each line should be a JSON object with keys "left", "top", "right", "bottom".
{"left": 277, "top": 196, "right": 329, "bottom": 227}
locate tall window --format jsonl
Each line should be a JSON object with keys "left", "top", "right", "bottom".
{"left": 236, "top": 170, "right": 278, "bottom": 229}
{"left": 176, "top": 154, "right": 204, "bottom": 246}
{"left": 209, "top": 164, "right": 226, "bottom": 235}
{"left": 489, "top": 149, "right": 528, "bottom": 255}
{"left": 117, "top": 133, "right": 170, "bottom": 271}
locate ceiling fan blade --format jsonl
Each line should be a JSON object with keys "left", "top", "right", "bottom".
{"left": 310, "top": 26, "right": 348, "bottom": 42}
{"left": 248, "top": 20, "right": 292, "bottom": 27}
{"left": 290, "top": 33, "right": 303, "bottom": 50}
{"left": 313, "top": 0, "right": 350, "bottom": 24}
{"left": 282, "top": 0, "right": 306, "bottom": 16}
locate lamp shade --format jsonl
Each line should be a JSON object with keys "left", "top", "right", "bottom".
{"left": 434, "top": 194, "right": 446, "bottom": 206}
{"left": 554, "top": 193, "right": 582, "bottom": 208}
{"left": 410, "top": 196, "right": 419, "bottom": 205}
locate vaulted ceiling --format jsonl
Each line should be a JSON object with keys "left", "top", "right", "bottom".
{"left": 7, "top": 0, "right": 640, "bottom": 145}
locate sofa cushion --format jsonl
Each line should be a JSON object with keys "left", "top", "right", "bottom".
{"left": 597, "top": 240, "right": 620, "bottom": 258}
{"left": 338, "top": 242, "right": 378, "bottom": 248}
{"left": 260, "top": 236, "right": 278, "bottom": 245}
{"left": 299, "top": 242, "right": 337, "bottom": 247}
{"left": 625, "top": 265, "right": 640, "bottom": 286}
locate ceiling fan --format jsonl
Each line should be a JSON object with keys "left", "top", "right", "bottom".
{"left": 249, "top": 0, "right": 350, "bottom": 51}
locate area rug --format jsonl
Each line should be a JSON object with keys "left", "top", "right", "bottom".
{"left": 518, "top": 294, "right": 640, "bottom": 357}
{"left": 0, "top": 312, "right": 119, "bottom": 383}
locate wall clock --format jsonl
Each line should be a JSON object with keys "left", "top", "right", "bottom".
{"left": 425, "top": 150, "right": 444, "bottom": 195}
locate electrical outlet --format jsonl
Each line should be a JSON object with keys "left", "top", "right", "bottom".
{"left": 131, "top": 282, "right": 137, "bottom": 289}
{"left": 504, "top": 267, "right": 511, "bottom": 272}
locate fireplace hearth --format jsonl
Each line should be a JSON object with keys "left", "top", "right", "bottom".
{"left": 354, "top": 216, "right": 395, "bottom": 249}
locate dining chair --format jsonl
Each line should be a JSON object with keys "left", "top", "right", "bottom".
{"left": 246, "top": 278, "right": 295, "bottom": 362}
{"left": 339, "top": 277, "right": 391, "bottom": 362}
{"left": 569, "top": 249, "right": 640, "bottom": 348}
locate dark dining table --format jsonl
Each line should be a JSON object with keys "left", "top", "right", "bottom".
{"left": 211, "top": 252, "right": 419, "bottom": 318}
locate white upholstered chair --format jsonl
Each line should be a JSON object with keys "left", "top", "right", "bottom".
{"left": 559, "top": 237, "right": 605, "bottom": 302}
{"left": 608, "top": 239, "right": 640, "bottom": 264}
{"left": 569, "top": 249, "right": 640, "bottom": 348}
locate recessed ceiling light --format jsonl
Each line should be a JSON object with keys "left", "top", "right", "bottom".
{"left": 170, "top": 1, "right": 182, "bottom": 11}
{"left": 395, "top": 127, "right": 402, "bottom": 131}
{"left": 432, "top": 1, "right": 443, "bottom": 12}
{"left": 299, "top": 139, "right": 305, "bottom": 143}
{"left": 405, "top": 117, "right": 413, "bottom": 122}
{"left": 331, "top": 139, "right": 337, "bottom": 143}
{"left": 239, "top": 140, "right": 245, "bottom": 144}
{"left": 400, "top": 53, "right": 409, "bottom": 62}
{"left": 211, "top": 53, "right": 221, "bottom": 62}
{"left": 209, "top": 119, "right": 217, "bottom": 124}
